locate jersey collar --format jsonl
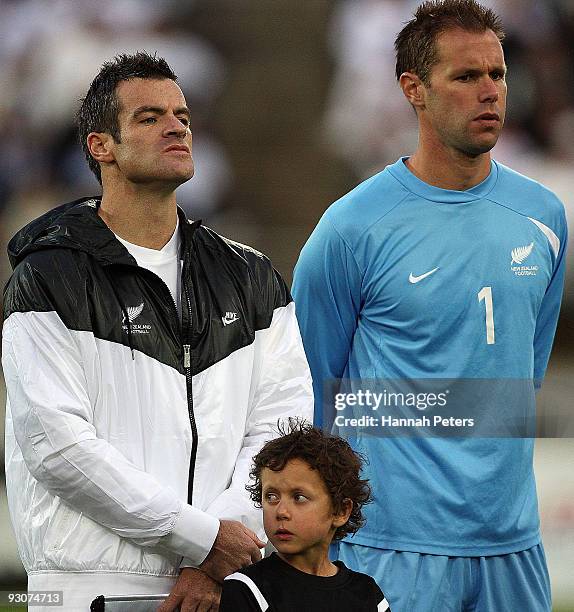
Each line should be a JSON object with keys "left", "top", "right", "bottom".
{"left": 388, "top": 157, "right": 499, "bottom": 204}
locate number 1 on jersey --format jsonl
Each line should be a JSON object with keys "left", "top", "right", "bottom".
{"left": 478, "top": 286, "right": 495, "bottom": 344}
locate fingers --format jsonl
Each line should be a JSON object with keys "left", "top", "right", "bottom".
{"left": 179, "top": 597, "right": 199, "bottom": 612}
{"left": 249, "top": 533, "right": 267, "bottom": 549}
{"left": 184, "top": 588, "right": 220, "bottom": 612}
{"left": 179, "top": 600, "right": 195, "bottom": 612}
{"left": 249, "top": 544, "right": 262, "bottom": 564}
{"left": 235, "top": 524, "right": 263, "bottom": 564}
{"left": 196, "top": 594, "right": 220, "bottom": 612}
{"left": 238, "top": 523, "right": 266, "bottom": 549}
{"left": 158, "top": 568, "right": 222, "bottom": 612}
{"left": 157, "top": 592, "right": 183, "bottom": 612}
{"left": 199, "top": 520, "right": 265, "bottom": 580}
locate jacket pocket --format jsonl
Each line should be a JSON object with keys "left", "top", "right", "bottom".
{"left": 45, "top": 499, "right": 77, "bottom": 551}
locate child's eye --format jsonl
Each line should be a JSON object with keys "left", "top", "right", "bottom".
{"left": 265, "top": 492, "right": 279, "bottom": 503}
{"left": 294, "top": 494, "right": 308, "bottom": 502}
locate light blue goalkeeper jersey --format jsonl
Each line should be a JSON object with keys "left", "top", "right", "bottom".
{"left": 292, "top": 158, "right": 567, "bottom": 556}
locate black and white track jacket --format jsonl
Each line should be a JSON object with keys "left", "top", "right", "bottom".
{"left": 2, "top": 197, "right": 313, "bottom": 581}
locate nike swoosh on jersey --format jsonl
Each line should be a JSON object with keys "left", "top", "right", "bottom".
{"left": 409, "top": 267, "right": 439, "bottom": 284}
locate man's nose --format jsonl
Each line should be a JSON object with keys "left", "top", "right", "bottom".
{"left": 479, "top": 77, "right": 499, "bottom": 104}
{"left": 164, "top": 116, "right": 188, "bottom": 137}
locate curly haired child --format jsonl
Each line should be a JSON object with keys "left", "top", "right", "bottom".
{"left": 219, "top": 420, "right": 391, "bottom": 611}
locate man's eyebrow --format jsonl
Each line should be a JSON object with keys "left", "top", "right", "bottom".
{"left": 132, "top": 106, "right": 164, "bottom": 118}
{"left": 174, "top": 106, "right": 191, "bottom": 119}
{"left": 132, "top": 106, "right": 191, "bottom": 119}
{"left": 454, "top": 65, "right": 507, "bottom": 75}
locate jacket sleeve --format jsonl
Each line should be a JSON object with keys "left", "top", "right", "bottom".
{"left": 2, "top": 265, "right": 219, "bottom": 565}
{"left": 291, "top": 215, "right": 362, "bottom": 426}
{"left": 202, "top": 271, "right": 314, "bottom": 541}
{"left": 533, "top": 206, "right": 568, "bottom": 389}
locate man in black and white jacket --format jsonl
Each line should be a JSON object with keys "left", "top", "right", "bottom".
{"left": 2, "top": 52, "right": 313, "bottom": 611}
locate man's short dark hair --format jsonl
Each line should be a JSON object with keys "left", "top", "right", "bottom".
{"left": 246, "top": 419, "right": 372, "bottom": 541}
{"left": 77, "top": 51, "right": 178, "bottom": 184}
{"left": 395, "top": 0, "right": 505, "bottom": 85}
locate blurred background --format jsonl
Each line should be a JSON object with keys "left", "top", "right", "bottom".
{"left": 0, "top": 0, "right": 572, "bottom": 609}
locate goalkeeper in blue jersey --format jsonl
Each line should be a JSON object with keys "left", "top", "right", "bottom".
{"left": 292, "top": 1, "right": 567, "bottom": 611}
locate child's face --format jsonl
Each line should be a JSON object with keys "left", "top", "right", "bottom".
{"left": 261, "top": 458, "right": 349, "bottom": 562}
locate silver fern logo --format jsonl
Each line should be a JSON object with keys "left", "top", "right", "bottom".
{"left": 511, "top": 242, "right": 534, "bottom": 265}
{"left": 123, "top": 303, "right": 144, "bottom": 324}
{"left": 122, "top": 303, "right": 152, "bottom": 334}
{"left": 511, "top": 242, "right": 538, "bottom": 277}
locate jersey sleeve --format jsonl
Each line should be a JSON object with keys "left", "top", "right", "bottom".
{"left": 533, "top": 206, "right": 568, "bottom": 389}
{"left": 292, "top": 214, "right": 362, "bottom": 426}
{"left": 2, "top": 261, "right": 219, "bottom": 565}
{"left": 220, "top": 575, "right": 268, "bottom": 612}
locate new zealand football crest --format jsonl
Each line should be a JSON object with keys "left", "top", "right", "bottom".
{"left": 510, "top": 242, "right": 538, "bottom": 276}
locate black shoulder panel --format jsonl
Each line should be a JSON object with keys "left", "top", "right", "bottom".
{"left": 4, "top": 249, "right": 91, "bottom": 329}
{"left": 4, "top": 225, "right": 294, "bottom": 377}
{"left": 4, "top": 248, "right": 183, "bottom": 373}
{"left": 181, "top": 226, "right": 293, "bottom": 374}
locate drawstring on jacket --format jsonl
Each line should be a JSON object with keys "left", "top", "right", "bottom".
{"left": 106, "top": 269, "right": 135, "bottom": 360}
{"left": 123, "top": 305, "right": 135, "bottom": 361}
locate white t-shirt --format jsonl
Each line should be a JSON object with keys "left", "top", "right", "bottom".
{"left": 114, "top": 220, "right": 182, "bottom": 317}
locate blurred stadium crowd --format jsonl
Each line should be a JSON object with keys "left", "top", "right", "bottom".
{"left": 1, "top": 0, "right": 573, "bottom": 299}
{"left": 0, "top": 0, "right": 573, "bottom": 604}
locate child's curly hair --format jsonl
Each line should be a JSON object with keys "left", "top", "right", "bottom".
{"left": 246, "top": 419, "right": 372, "bottom": 540}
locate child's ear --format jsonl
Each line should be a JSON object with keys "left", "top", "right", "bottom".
{"left": 332, "top": 499, "right": 353, "bottom": 528}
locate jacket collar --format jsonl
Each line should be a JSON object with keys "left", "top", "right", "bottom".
{"left": 8, "top": 196, "right": 201, "bottom": 269}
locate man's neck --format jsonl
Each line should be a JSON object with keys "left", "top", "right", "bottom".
{"left": 406, "top": 142, "right": 492, "bottom": 191}
{"left": 98, "top": 182, "right": 179, "bottom": 250}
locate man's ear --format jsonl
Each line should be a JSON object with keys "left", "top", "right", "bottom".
{"left": 86, "top": 132, "right": 116, "bottom": 164}
{"left": 399, "top": 72, "right": 426, "bottom": 110}
{"left": 332, "top": 499, "right": 353, "bottom": 529}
